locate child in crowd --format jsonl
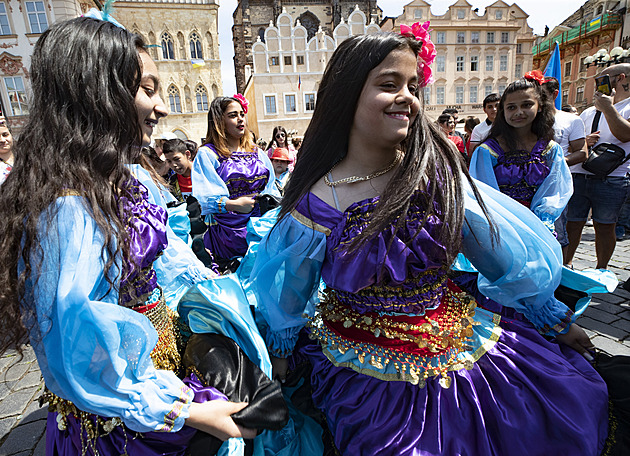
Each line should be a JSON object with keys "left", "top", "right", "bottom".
{"left": 241, "top": 29, "right": 607, "bottom": 455}
{"left": 164, "top": 138, "right": 195, "bottom": 200}
{"left": 270, "top": 147, "right": 291, "bottom": 195}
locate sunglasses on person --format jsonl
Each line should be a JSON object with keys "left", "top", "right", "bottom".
{"left": 276, "top": 133, "right": 286, "bottom": 138}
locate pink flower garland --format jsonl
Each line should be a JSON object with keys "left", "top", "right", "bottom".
{"left": 400, "top": 21, "right": 437, "bottom": 87}
{"left": 233, "top": 93, "right": 249, "bottom": 114}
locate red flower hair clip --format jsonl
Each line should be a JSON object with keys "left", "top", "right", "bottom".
{"left": 400, "top": 21, "right": 436, "bottom": 87}
{"left": 523, "top": 70, "right": 547, "bottom": 85}
{"left": 233, "top": 93, "right": 249, "bottom": 114}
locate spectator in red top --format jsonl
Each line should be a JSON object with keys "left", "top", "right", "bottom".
{"left": 437, "top": 113, "right": 465, "bottom": 160}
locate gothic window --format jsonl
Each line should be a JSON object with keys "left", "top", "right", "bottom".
{"left": 196, "top": 85, "right": 208, "bottom": 111}
{"left": 190, "top": 32, "right": 203, "bottom": 59}
{"left": 168, "top": 85, "right": 182, "bottom": 113}
{"left": 258, "top": 27, "right": 265, "bottom": 43}
{"left": 297, "top": 12, "right": 319, "bottom": 41}
{"left": 161, "top": 32, "right": 175, "bottom": 60}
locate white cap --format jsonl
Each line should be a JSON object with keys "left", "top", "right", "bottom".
{"left": 155, "top": 131, "right": 178, "bottom": 140}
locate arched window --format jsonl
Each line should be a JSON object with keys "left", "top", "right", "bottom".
{"left": 297, "top": 12, "right": 320, "bottom": 41}
{"left": 161, "top": 32, "right": 175, "bottom": 60}
{"left": 190, "top": 32, "right": 203, "bottom": 59}
{"left": 196, "top": 85, "right": 208, "bottom": 111}
{"left": 258, "top": 28, "right": 265, "bottom": 43}
{"left": 168, "top": 85, "right": 182, "bottom": 113}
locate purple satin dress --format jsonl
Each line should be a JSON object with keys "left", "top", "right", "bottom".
{"left": 292, "top": 192, "right": 608, "bottom": 456}
{"left": 203, "top": 148, "right": 270, "bottom": 261}
{"left": 487, "top": 138, "right": 551, "bottom": 207}
{"left": 46, "top": 179, "right": 227, "bottom": 456}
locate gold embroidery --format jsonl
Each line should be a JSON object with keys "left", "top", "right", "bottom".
{"left": 291, "top": 209, "right": 332, "bottom": 235}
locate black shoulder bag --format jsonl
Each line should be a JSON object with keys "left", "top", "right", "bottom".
{"left": 581, "top": 110, "right": 630, "bottom": 177}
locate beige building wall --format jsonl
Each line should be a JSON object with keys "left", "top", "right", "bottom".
{"left": 115, "top": 0, "right": 222, "bottom": 144}
{"left": 245, "top": 7, "right": 380, "bottom": 143}
{"left": 0, "top": 0, "right": 92, "bottom": 133}
{"left": 382, "top": 0, "right": 535, "bottom": 122}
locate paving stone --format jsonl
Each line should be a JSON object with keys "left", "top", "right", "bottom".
{"left": 1, "top": 363, "right": 29, "bottom": 383}
{"left": 611, "top": 318, "right": 630, "bottom": 334}
{"left": 0, "top": 382, "right": 16, "bottom": 402}
{"left": 581, "top": 306, "right": 619, "bottom": 324}
{"left": 589, "top": 300, "right": 625, "bottom": 315}
{"left": 13, "top": 372, "right": 42, "bottom": 392}
{"left": 18, "top": 398, "right": 46, "bottom": 426}
{"left": 575, "top": 316, "right": 629, "bottom": 340}
{"left": 591, "top": 335, "right": 630, "bottom": 356}
{"left": 0, "top": 388, "right": 39, "bottom": 419}
{"left": 0, "top": 420, "right": 46, "bottom": 455}
{"left": 594, "top": 293, "right": 628, "bottom": 305}
{"left": 0, "top": 416, "right": 17, "bottom": 441}
{"left": 618, "top": 310, "right": 630, "bottom": 320}
{"left": 583, "top": 328, "right": 597, "bottom": 338}
{"left": 33, "top": 433, "right": 46, "bottom": 456}
{"left": 0, "top": 358, "right": 15, "bottom": 376}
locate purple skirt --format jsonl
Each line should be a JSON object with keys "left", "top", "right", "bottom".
{"left": 299, "top": 312, "right": 608, "bottom": 456}
{"left": 46, "top": 373, "right": 227, "bottom": 456}
{"left": 204, "top": 208, "right": 260, "bottom": 261}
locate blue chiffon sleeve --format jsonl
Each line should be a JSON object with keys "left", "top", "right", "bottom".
{"left": 241, "top": 213, "right": 326, "bottom": 357}
{"left": 469, "top": 143, "right": 500, "bottom": 190}
{"left": 28, "top": 197, "right": 193, "bottom": 433}
{"left": 259, "top": 150, "right": 282, "bottom": 198}
{"left": 529, "top": 142, "right": 573, "bottom": 229}
{"left": 191, "top": 145, "right": 229, "bottom": 216}
{"left": 462, "top": 178, "right": 575, "bottom": 336}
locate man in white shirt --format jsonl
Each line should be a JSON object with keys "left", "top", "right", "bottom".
{"left": 469, "top": 93, "right": 500, "bottom": 152}
{"left": 542, "top": 77, "right": 588, "bottom": 259}
{"left": 564, "top": 63, "right": 630, "bottom": 270}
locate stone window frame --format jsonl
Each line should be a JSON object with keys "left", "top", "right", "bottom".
{"left": 168, "top": 84, "right": 182, "bottom": 113}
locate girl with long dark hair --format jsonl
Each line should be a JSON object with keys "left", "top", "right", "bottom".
{"left": 241, "top": 29, "right": 608, "bottom": 454}
{"left": 469, "top": 72, "right": 573, "bottom": 230}
{"left": 0, "top": 16, "right": 258, "bottom": 455}
{"left": 192, "top": 95, "right": 279, "bottom": 271}
{"left": 267, "top": 125, "right": 297, "bottom": 167}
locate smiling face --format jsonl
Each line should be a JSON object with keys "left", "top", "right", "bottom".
{"left": 349, "top": 47, "right": 421, "bottom": 152}
{"left": 223, "top": 101, "right": 246, "bottom": 141}
{"left": 135, "top": 51, "right": 168, "bottom": 147}
{"left": 0, "top": 125, "right": 13, "bottom": 154}
{"left": 503, "top": 88, "right": 540, "bottom": 131}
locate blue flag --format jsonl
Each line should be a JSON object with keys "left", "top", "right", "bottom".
{"left": 544, "top": 42, "right": 562, "bottom": 109}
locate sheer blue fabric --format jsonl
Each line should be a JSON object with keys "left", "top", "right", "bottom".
{"left": 192, "top": 147, "right": 280, "bottom": 221}
{"left": 470, "top": 141, "right": 573, "bottom": 230}
{"left": 25, "top": 196, "right": 193, "bottom": 433}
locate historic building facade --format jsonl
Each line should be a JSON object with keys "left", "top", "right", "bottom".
{"left": 0, "top": 0, "right": 93, "bottom": 133}
{"left": 115, "top": 0, "right": 222, "bottom": 143}
{"left": 244, "top": 6, "right": 380, "bottom": 142}
{"left": 382, "top": 0, "right": 534, "bottom": 122}
{"left": 232, "top": 0, "right": 381, "bottom": 93}
{"left": 533, "top": 0, "right": 625, "bottom": 113}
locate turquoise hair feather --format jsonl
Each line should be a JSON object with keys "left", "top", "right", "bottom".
{"left": 83, "top": 0, "right": 125, "bottom": 29}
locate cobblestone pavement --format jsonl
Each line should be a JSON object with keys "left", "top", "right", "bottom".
{"left": 0, "top": 225, "right": 629, "bottom": 455}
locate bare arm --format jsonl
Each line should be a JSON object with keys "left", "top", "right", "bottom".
{"left": 565, "top": 137, "right": 588, "bottom": 166}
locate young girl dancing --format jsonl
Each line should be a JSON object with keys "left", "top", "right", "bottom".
{"left": 469, "top": 72, "right": 572, "bottom": 231}
{"left": 0, "top": 16, "right": 258, "bottom": 455}
{"left": 241, "top": 29, "right": 609, "bottom": 455}
{"left": 192, "top": 96, "right": 278, "bottom": 271}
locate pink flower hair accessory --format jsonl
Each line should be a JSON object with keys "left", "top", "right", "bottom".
{"left": 400, "top": 21, "right": 436, "bottom": 87}
{"left": 233, "top": 93, "right": 249, "bottom": 114}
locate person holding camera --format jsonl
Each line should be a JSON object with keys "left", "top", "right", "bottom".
{"left": 565, "top": 63, "right": 630, "bottom": 270}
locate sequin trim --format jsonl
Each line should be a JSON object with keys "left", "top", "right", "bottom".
{"left": 291, "top": 209, "right": 332, "bottom": 235}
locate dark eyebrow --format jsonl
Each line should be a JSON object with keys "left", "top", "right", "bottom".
{"left": 142, "top": 73, "right": 160, "bottom": 91}
{"left": 375, "top": 69, "right": 419, "bottom": 82}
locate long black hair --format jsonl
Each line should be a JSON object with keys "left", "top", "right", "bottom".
{"left": 487, "top": 78, "right": 555, "bottom": 152}
{"left": 280, "top": 32, "right": 494, "bottom": 265}
{"left": 0, "top": 17, "right": 147, "bottom": 354}
{"left": 204, "top": 96, "right": 254, "bottom": 157}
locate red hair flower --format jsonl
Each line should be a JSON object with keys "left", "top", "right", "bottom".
{"left": 400, "top": 21, "right": 436, "bottom": 87}
{"left": 233, "top": 93, "right": 249, "bottom": 114}
{"left": 523, "top": 70, "right": 546, "bottom": 85}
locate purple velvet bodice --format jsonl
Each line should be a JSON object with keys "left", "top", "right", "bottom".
{"left": 213, "top": 148, "right": 270, "bottom": 198}
{"left": 118, "top": 178, "right": 168, "bottom": 307}
{"left": 296, "top": 192, "right": 450, "bottom": 315}
{"left": 488, "top": 138, "right": 551, "bottom": 206}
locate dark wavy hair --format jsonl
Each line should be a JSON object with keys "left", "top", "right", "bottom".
{"left": 487, "top": 78, "right": 555, "bottom": 152}
{"left": 204, "top": 96, "right": 254, "bottom": 157}
{"left": 279, "top": 32, "right": 495, "bottom": 265}
{"left": 268, "top": 126, "right": 288, "bottom": 150}
{"left": 0, "top": 17, "right": 147, "bottom": 354}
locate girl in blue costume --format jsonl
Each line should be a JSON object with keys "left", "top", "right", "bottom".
{"left": 192, "top": 96, "right": 279, "bottom": 272}
{"left": 0, "top": 16, "right": 259, "bottom": 455}
{"left": 469, "top": 71, "right": 572, "bottom": 231}
{"left": 240, "top": 29, "right": 610, "bottom": 455}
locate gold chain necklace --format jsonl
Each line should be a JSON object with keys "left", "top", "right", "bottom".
{"left": 324, "top": 152, "right": 402, "bottom": 187}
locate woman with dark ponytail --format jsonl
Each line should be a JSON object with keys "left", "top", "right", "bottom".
{"left": 240, "top": 27, "right": 609, "bottom": 455}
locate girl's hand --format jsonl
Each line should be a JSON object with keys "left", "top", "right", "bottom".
{"left": 556, "top": 324, "right": 595, "bottom": 359}
{"left": 186, "top": 401, "right": 257, "bottom": 441}
{"left": 271, "top": 356, "right": 288, "bottom": 383}
{"left": 226, "top": 196, "right": 256, "bottom": 213}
